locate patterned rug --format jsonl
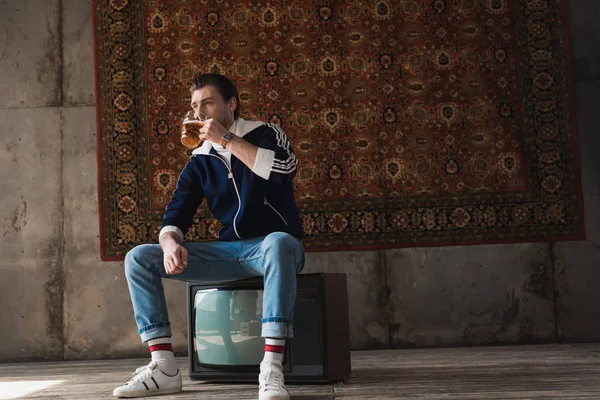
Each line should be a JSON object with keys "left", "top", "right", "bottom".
{"left": 94, "top": 0, "right": 583, "bottom": 260}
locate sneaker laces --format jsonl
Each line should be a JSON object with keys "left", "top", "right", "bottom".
{"left": 259, "top": 364, "right": 285, "bottom": 391}
{"left": 127, "top": 361, "right": 157, "bottom": 385}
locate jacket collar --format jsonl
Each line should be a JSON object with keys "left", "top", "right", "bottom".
{"left": 192, "top": 118, "right": 265, "bottom": 155}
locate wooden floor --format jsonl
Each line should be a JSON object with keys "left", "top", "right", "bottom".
{"left": 1, "top": 344, "right": 600, "bottom": 399}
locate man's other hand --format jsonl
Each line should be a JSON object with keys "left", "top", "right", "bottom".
{"left": 199, "top": 118, "right": 228, "bottom": 145}
{"left": 163, "top": 243, "right": 188, "bottom": 274}
{"left": 159, "top": 231, "right": 188, "bottom": 274}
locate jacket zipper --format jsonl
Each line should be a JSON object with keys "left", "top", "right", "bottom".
{"left": 263, "top": 197, "right": 288, "bottom": 226}
{"left": 204, "top": 154, "right": 242, "bottom": 239}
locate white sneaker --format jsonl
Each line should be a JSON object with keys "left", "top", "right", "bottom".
{"left": 112, "top": 361, "right": 182, "bottom": 398}
{"left": 258, "top": 361, "right": 289, "bottom": 400}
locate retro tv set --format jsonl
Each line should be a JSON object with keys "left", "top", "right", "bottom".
{"left": 186, "top": 273, "right": 351, "bottom": 383}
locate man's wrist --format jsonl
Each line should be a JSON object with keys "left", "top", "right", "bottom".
{"left": 221, "top": 131, "right": 235, "bottom": 148}
{"left": 159, "top": 231, "right": 182, "bottom": 250}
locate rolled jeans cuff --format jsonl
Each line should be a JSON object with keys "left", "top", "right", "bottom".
{"left": 261, "top": 318, "right": 294, "bottom": 339}
{"left": 139, "top": 322, "right": 172, "bottom": 343}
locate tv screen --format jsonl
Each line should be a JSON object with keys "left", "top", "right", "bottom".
{"left": 192, "top": 287, "right": 281, "bottom": 367}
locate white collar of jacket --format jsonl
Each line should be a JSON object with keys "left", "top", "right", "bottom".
{"left": 191, "top": 118, "right": 265, "bottom": 155}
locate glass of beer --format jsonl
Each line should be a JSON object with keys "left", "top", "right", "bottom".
{"left": 181, "top": 110, "right": 208, "bottom": 149}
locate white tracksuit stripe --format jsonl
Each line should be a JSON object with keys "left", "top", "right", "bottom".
{"left": 267, "top": 124, "right": 297, "bottom": 174}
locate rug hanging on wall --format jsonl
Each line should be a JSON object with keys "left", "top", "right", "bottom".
{"left": 94, "top": 0, "right": 583, "bottom": 260}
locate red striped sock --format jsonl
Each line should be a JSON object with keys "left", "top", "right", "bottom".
{"left": 147, "top": 337, "right": 177, "bottom": 376}
{"left": 263, "top": 338, "right": 285, "bottom": 364}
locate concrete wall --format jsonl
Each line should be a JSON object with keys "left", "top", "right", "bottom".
{"left": 554, "top": 0, "right": 600, "bottom": 341}
{"left": 0, "top": 0, "right": 598, "bottom": 361}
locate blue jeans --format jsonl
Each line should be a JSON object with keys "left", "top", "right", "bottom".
{"left": 124, "top": 232, "right": 305, "bottom": 342}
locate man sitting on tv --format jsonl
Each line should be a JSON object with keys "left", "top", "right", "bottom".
{"left": 113, "top": 73, "right": 305, "bottom": 400}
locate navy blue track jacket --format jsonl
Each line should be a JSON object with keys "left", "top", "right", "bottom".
{"left": 160, "top": 118, "right": 304, "bottom": 241}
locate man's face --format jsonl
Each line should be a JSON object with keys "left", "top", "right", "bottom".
{"left": 190, "top": 85, "right": 236, "bottom": 129}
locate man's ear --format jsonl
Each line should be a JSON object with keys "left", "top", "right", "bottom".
{"left": 228, "top": 97, "right": 237, "bottom": 115}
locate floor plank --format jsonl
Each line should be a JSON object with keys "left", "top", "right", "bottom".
{"left": 0, "top": 344, "right": 599, "bottom": 399}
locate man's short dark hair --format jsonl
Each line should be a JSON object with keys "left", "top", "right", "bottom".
{"left": 189, "top": 73, "right": 240, "bottom": 119}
